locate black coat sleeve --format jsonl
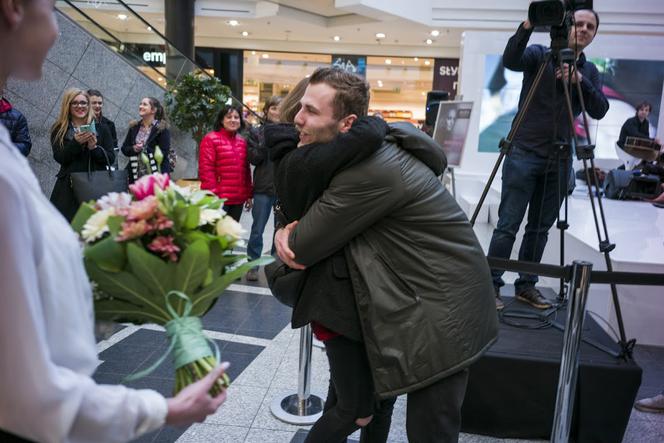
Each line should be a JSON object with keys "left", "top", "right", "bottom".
{"left": 247, "top": 126, "right": 267, "bottom": 166}
{"left": 52, "top": 132, "right": 85, "bottom": 167}
{"left": 90, "top": 124, "right": 116, "bottom": 167}
{"left": 108, "top": 120, "right": 118, "bottom": 151}
{"left": 579, "top": 64, "right": 609, "bottom": 120}
{"left": 11, "top": 113, "right": 32, "bottom": 156}
{"left": 121, "top": 126, "right": 137, "bottom": 157}
{"left": 503, "top": 23, "right": 539, "bottom": 72}
{"left": 293, "top": 116, "right": 389, "bottom": 185}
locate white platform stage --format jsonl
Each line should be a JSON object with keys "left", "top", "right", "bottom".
{"left": 456, "top": 175, "right": 664, "bottom": 347}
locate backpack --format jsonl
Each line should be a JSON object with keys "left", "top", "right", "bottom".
{"left": 604, "top": 169, "right": 661, "bottom": 200}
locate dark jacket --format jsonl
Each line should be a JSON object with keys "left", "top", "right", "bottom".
{"left": 617, "top": 116, "right": 651, "bottom": 149}
{"left": 504, "top": 23, "right": 609, "bottom": 156}
{"left": 96, "top": 115, "right": 118, "bottom": 151}
{"left": 49, "top": 123, "right": 116, "bottom": 221}
{"left": 267, "top": 117, "right": 389, "bottom": 341}
{"left": 121, "top": 120, "right": 172, "bottom": 182}
{"left": 0, "top": 98, "right": 31, "bottom": 156}
{"left": 289, "top": 122, "right": 498, "bottom": 398}
{"left": 247, "top": 124, "right": 275, "bottom": 196}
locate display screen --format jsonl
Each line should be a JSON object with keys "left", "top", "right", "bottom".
{"left": 478, "top": 55, "right": 664, "bottom": 159}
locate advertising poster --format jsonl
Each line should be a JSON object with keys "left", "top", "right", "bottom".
{"left": 331, "top": 54, "right": 367, "bottom": 78}
{"left": 479, "top": 55, "right": 664, "bottom": 158}
{"left": 433, "top": 101, "right": 473, "bottom": 167}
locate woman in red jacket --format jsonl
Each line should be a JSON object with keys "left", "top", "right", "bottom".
{"left": 199, "top": 105, "right": 253, "bottom": 221}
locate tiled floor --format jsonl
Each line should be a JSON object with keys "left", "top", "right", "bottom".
{"left": 90, "top": 209, "right": 664, "bottom": 443}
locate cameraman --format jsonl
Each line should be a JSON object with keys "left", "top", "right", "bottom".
{"left": 488, "top": 7, "right": 609, "bottom": 310}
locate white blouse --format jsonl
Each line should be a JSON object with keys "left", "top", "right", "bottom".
{"left": 0, "top": 125, "right": 167, "bottom": 442}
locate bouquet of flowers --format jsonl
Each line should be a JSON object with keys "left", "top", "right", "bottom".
{"left": 71, "top": 166, "right": 270, "bottom": 396}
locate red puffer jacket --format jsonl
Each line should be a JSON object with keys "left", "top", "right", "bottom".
{"left": 198, "top": 128, "right": 252, "bottom": 204}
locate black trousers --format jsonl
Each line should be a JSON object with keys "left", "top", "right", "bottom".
{"left": 405, "top": 368, "right": 469, "bottom": 443}
{"left": 305, "top": 336, "right": 395, "bottom": 443}
{"left": 222, "top": 203, "right": 243, "bottom": 222}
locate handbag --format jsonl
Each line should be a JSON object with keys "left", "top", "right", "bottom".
{"left": 264, "top": 257, "right": 307, "bottom": 308}
{"left": 70, "top": 148, "right": 128, "bottom": 203}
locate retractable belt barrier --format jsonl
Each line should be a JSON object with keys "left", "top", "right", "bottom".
{"left": 487, "top": 257, "right": 664, "bottom": 287}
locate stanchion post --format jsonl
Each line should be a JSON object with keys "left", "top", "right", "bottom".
{"left": 270, "top": 325, "right": 325, "bottom": 425}
{"left": 551, "top": 260, "right": 593, "bottom": 443}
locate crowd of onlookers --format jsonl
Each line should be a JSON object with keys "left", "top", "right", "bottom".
{"left": 2, "top": 86, "right": 283, "bottom": 282}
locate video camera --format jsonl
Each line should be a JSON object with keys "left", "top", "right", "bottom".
{"left": 528, "top": 0, "right": 593, "bottom": 28}
{"left": 528, "top": 0, "right": 593, "bottom": 56}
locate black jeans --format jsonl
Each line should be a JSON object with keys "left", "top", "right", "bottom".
{"left": 406, "top": 369, "right": 469, "bottom": 443}
{"left": 222, "top": 203, "right": 243, "bottom": 222}
{"left": 305, "top": 336, "right": 395, "bottom": 443}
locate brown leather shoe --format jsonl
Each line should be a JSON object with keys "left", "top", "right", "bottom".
{"left": 516, "top": 287, "right": 552, "bottom": 309}
{"left": 634, "top": 394, "right": 664, "bottom": 413}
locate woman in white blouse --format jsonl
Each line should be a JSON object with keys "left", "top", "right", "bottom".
{"left": 0, "top": 1, "right": 228, "bottom": 442}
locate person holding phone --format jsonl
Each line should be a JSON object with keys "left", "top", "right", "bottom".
{"left": 49, "top": 88, "right": 116, "bottom": 221}
{"left": 121, "top": 96, "right": 172, "bottom": 183}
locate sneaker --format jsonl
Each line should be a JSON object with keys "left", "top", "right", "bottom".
{"left": 495, "top": 287, "right": 504, "bottom": 311}
{"left": 515, "top": 287, "right": 552, "bottom": 309}
{"left": 635, "top": 394, "right": 664, "bottom": 413}
{"left": 246, "top": 269, "right": 259, "bottom": 282}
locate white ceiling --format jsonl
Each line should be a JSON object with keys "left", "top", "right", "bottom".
{"left": 61, "top": 0, "right": 664, "bottom": 58}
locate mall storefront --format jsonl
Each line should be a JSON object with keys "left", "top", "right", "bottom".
{"left": 127, "top": 44, "right": 459, "bottom": 126}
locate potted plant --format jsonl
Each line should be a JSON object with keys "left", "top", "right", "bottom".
{"left": 165, "top": 72, "right": 232, "bottom": 147}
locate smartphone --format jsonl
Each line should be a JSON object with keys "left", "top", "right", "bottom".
{"left": 78, "top": 120, "right": 97, "bottom": 134}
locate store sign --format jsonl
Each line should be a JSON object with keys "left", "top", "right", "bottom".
{"left": 332, "top": 54, "right": 367, "bottom": 78}
{"left": 433, "top": 58, "right": 460, "bottom": 99}
{"left": 143, "top": 51, "right": 167, "bottom": 65}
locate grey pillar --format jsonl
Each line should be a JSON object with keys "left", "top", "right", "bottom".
{"left": 164, "top": 0, "right": 195, "bottom": 80}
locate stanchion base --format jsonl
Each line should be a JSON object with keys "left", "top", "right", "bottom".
{"left": 270, "top": 392, "right": 325, "bottom": 425}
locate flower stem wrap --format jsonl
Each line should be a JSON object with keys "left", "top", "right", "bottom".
{"left": 166, "top": 316, "right": 213, "bottom": 369}
{"left": 124, "top": 291, "right": 229, "bottom": 395}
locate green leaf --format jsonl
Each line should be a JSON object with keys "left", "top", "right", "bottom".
{"left": 95, "top": 298, "right": 166, "bottom": 324}
{"left": 86, "top": 259, "right": 170, "bottom": 322}
{"left": 71, "top": 203, "right": 96, "bottom": 234}
{"left": 175, "top": 240, "right": 210, "bottom": 295}
{"left": 190, "top": 256, "right": 273, "bottom": 316}
{"left": 107, "top": 215, "right": 124, "bottom": 236}
{"left": 126, "top": 242, "right": 170, "bottom": 298}
{"left": 85, "top": 236, "right": 126, "bottom": 272}
{"left": 184, "top": 205, "right": 200, "bottom": 230}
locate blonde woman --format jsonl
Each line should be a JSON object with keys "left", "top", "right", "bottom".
{"left": 49, "top": 88, "right": 116, "bottom": 220}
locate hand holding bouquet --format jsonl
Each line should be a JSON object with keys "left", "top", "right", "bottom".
{"left": 72, "top": 170, "right": 270, "bottom": 395}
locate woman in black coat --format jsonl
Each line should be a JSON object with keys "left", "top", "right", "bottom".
{"left": 121, "top": 96, "right": 172, "bottom": 183}
{"left": 49, "top": 88, "right": 115, "bottom": 221}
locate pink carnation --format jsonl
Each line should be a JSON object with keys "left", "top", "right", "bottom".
{"left": 116, "top": 220, "right": 151, "bottom": 241}
{"left": 126, "top": 196, "right": 158, "bottom": 221}
{"left": 148, "top": 235, "right": 180, "bottom": 262}
{"left": 151, "top": 212, "right": 174, "bottom": 231}
{"left": 129, "top": 173, "right": 170, "bottom": 200}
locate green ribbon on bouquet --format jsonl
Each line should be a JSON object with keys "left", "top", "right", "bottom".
{"left": 124, "top": 290, "right": 220, "bottom": 382}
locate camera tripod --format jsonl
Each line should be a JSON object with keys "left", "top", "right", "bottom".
{"left": 469, "top": 32, "right": 634, "bottom": 360}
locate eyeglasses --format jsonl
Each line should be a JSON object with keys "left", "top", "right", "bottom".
{"left": 71, "top": 101, "right": 89, "bottom": 107}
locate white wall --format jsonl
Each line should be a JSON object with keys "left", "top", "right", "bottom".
{"left": 456, "top": 30, "right": 664, "bottom": 180}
